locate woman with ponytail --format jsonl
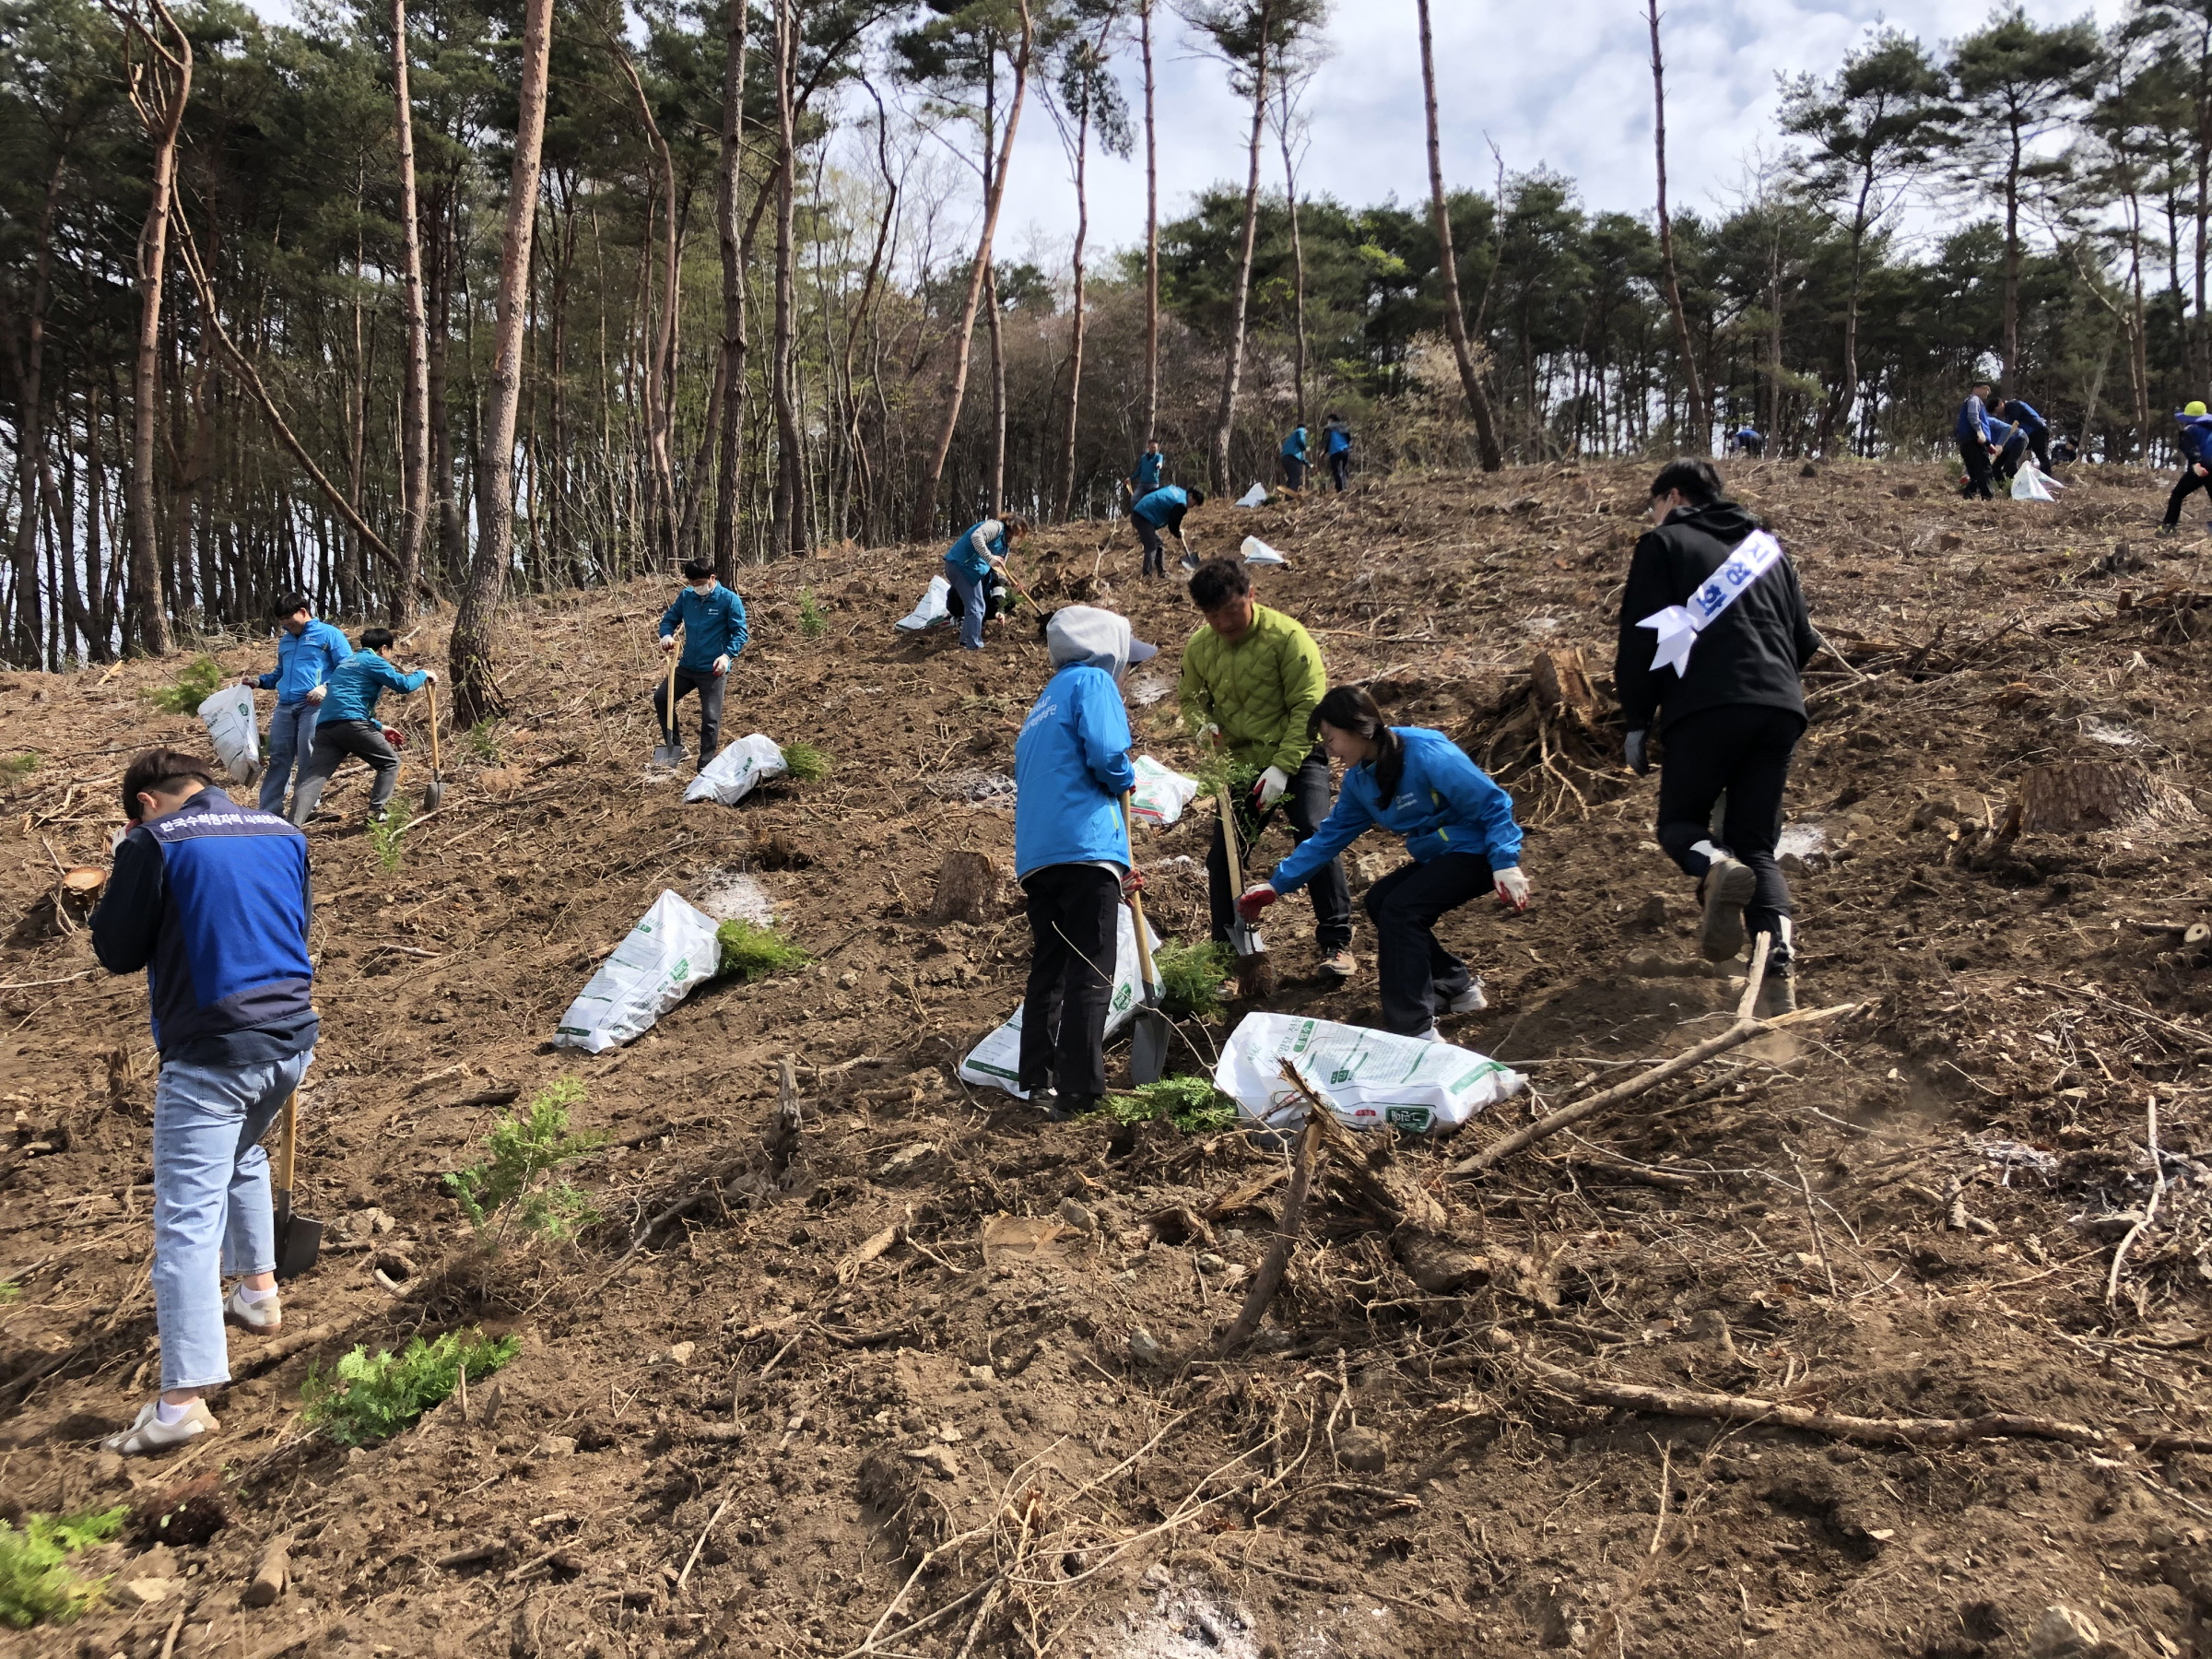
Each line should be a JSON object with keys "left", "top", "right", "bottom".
{"left": 1238, "top": 687, "right": 1529, "bottom": 1040}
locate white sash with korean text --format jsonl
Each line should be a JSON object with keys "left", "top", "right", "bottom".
{"left": 1637, "top": 529, "right": 1786, "bottom": 677}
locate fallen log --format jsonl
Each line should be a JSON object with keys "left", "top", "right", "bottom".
{"left": 1218, "top": 1113, "right": 1324, "bottom": 1349}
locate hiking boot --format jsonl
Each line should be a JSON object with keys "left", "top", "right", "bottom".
{"left": 225, "top": 1282, "right": 282, "bottom": 1334}
{"left": 104, "top": 1398, "right": 218, "bottom": 1457}
{"left": 1051, "top": 1093, "right": 1100, "bottom": 1122}
{"left": 1316, "top": 948, "right": 1357, "bottom": 982}
{"left": 1445, "top": 978, "right": 1488, "bottom": 1015}
{"left": 1698, "top": 857, "right": 1757, "bottom": 961}
{"left": 2159, "top": 523, "right": 2180, "bottom": 537}
{"left": 1754, "top": 920, "right": 1797, "bottom": 1018}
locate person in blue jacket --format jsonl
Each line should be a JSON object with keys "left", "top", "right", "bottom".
{"left": 1280, "top": 425, "right": 1309, "bottom": 491}
{"left": 2163, "top": 401, "right": 2212, "bottom": 534}
{"left": 1128, "top": 439, "right": 1166, "bottom": 497}
{"left": 1956, "top": 381, "right": 1998, "bottom": 500}
{"left": 944, "top": 514, "right": 1031, "bottom": 651}
{"left": 91, "top": 748, "right": 317, "bottom": 1455}
{"left": 1996, "top": 397, "right": 2051, "bottom": 471}
{"left": 240, "top": 594, "right": 350, "bottom": 817}
{"left": 1731, "top": 426, "right": 1765, "bottom": 457}
{"left": 1239, "top": 686, "right": 1531, "bottom": 1039}
{"left": 285, "top": 629, "right": 431, "bottom": 827}
{"left": 1322, "top": 413, "right": 1354, "bottom": 490}
{"left": 655, "top": 558, "right": 750, "bottom": 759}
{"left": 1130, "top": 484, "right": 1205, "bottom": 578}
{"left": 1985, "top": 406, "right": 2026, "bottom": 482}
{"left": 1012, "top": 606, "right": 1159, "bottom": 1118}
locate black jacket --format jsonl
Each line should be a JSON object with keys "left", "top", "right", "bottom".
{"left": 1614, "top": 499, "right": 1819, "bottom": 737}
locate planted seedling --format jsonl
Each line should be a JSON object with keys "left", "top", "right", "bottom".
{"left": 716, "top": 918, "right": 809, "bottom": 980}
{"left": 1152, "top": 939, "right": 1236, "bottom": 1021}
{"left": 300, "top": 1329, "right": 520, "bottom": 1447}
{"left": 0, "top": 1506, "right": 126, "bottom": 1629}
{"left": 779, "top": 742, "right": 831, "bottom": 782}
{"left": 798, "top": 588, "right": 829, "bottom": 640}
{"left": 367, "top": 796, "right": 412, "bottom": 872}
{"left": 1105, "top": 1076, "right": 1241, "bottom": 1135}
{"left": 444, "top": 1077, "right": 603, "bottom": 1247}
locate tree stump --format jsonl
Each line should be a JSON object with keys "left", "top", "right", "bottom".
{"left": 1530, "top": 645, "right": 1599, "bottom": 726}
{"left": 2014, "top": 762, "right": 2192, "bottom": 836}
{"left": 926, "top": 849, "right": 1002, "bottom": 924}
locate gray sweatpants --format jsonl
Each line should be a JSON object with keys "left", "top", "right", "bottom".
{"left": 288, "top": 719, "right": 402, "bottom": 824}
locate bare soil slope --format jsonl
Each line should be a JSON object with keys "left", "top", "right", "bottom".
{"left": 7, "top": 458, "right": 2212, "bottom": 1659}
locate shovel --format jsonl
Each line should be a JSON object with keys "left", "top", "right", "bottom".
{"left": 1120, "top": 794, "right": 1171, "bottom": 1087}
{"left": 420, "top": 678, "right": 446, "bottom": 812}
{"left": 1218, "top": 784, "right": 1277, "bottom": 999}
{"left": 653, "top": 642, "right": 685, "bottom": 768}
{"left": 272, "top": 1092, "right": 324, "bottom": 1281}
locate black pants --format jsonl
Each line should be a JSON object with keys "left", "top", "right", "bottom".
{"left": 1018, "top": 865, "right": 1121, "bottom": 1100}
{"left": 1328, "top": 453, "right": 1349, "bottom": 490}
{"left": 1655, "top": 704, "right": 1803, "bottom": 950}
{"left": 1135, "top": 518, "right": 1167, "bottom": 577}
{"left": 1364, "top": 853, "right": 1490, "bottom": 1034}
{"left": 2165, "top": 465, "right": 2209, "bottom": 527}
{"left": 1993, "top": 436, "right": 2026, "bottom": 482}
{"left": 1957, "top": 436, "right": 1993, "bottom": 500}
{"left": 2027, "top": 429, "right": 2051, "bottom": 471}
{"left": 653, "top": 666, "right": 726, "bottom": 758}
{"left": 1281, "top": 455, "right": 1306, "bottom": 490}
{"left": 1208, "top": 748, "right": 1352, "bottom": 953}
{"left": 288, "top": 719, "right": 401, "bottom": 824}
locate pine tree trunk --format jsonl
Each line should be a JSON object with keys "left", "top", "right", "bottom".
{"left": 986, "top": 263, "right": 1006, "bottom": 514}
{"left": 448, "top": 0, "right": 554, "bottom": 724}
{"left": 1414, "top": 0, "right": 1502, "bottom": 471}
{"left": 612, "top": 36, "right": 681, "bottom": 566}
{"left": 5, "top": 159, "right": 62, "bottom": 665}
{"left": 1210, "top": 2, "right": 1272, "bottom": 496}
{"left": 1057, "top": 64, "right": 1092, "bottom": 523}
{"left": 771, "top": 0, "right": 807, "bottom": 555}
{"left": 1140, "top": 0, "right": 1159, "bottom": 448}
{"left": 1647, "top": 0, "right": 1707, "bottom": 453}
{"left": 1278, "top": 85, "right": 1307, "bottom": 424}
{"left": 713, "top": 0, "right": 748, "bottom": 581}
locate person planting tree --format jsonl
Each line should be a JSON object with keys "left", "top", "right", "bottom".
{"left": 2161, "top": 401, "right": 2212, "bottom": 535}
{"left": 89, "top": 749, "right": 318, "bottom": 1455}
{"left": 1279, "top": 423, "right": 1309, "bottom": 491}
{"left": 286, "top": 628, "right": 433, "bottom": 828}
{"left": 1321, "top": 412, "right": 1354, "bottom": 490}
{"left": 655, "top": 558, "right": 749, "bottom": 760}
{"left": 1955, "top": 380, "right": 2001, "bottom": 500}
{"left": 1012, "top": 606, "right": 1159, "bottom": 1119}
{"left": 943, "top": 515, "right": 1030, "bottom": 652}
{"left": 241, "top": 593, "right": 350, "bottom": 818}
{"left": 1128, "top": 437, "right": 1167, "bottom": 497}
{"left": 1995, "top": 395, "right": 2051, "bottom": 472}
{"left": 1179, "top": 558, "right": 1355, "bottom": 984}
{"left": 1617, "top": 458, "right": 1820, "bottom": 1016}
{"left": 1238, "top": 686, "right": 1528, "bottom": 1039}
{"left": 1129, "top": 483, "right": 1203, "bottom": 579}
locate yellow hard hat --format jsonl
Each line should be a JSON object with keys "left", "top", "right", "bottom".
{"left": 2189, "top": 400, "right": 2208, "bottom": 417}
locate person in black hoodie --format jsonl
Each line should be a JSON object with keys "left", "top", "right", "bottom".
{"left": 1616, "top": 459, "right": 1819, "bottom": 1014}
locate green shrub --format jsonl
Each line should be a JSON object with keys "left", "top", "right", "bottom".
{"left": 300, "top": 1329, "right": 520, "bottom": 1448}
{"left": 716, "top": 918, "right": 809, "bottom": 980}
{"left": 467, "top": 718, "right": 504, "bottom": 764}
{"left": 779, "top": 742, "right": 831, "bottom": 782}
{"left": 0, "top": 1507, "right": 126, "bottom": 1629}
{"left": 1153, "top": 939, "right": 1235, "bottom": 1020}
{"left": 367, "top": 795, "right": 412, "bottom": 872}
{"left": 147, "top": 656, "right": 228, "bottom": 715}
{"left": 443, "top": 1078, "right": 604, "bottom": 1246}
{"left": 1, "top": 753, "right": 39, "bottom": 776}
{"left": 798, "top": 589, "right": 828, "bottom": 640}
{"left": 1105, "top": 1076, "right": 1241, "bottom": 1135}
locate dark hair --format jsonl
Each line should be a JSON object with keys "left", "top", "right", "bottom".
{"left": 1324, "top": 410, "right": 1340, "bottom": 421}
{"left": 1971, "top": 380, "right": 1993, "bottom": 392}
{"left": 359, "top": 627, "right": 396, "bottom": 653}
{"left": 121, "top": 748, "right": 218, "bottom": 821}
{"left": 1310, "top": 686, "right": 1406, "bottom": 801}
{"left": 680, "top": 559, "right": 715, "bottom": 581}
{"left": 1187, "top": 558, "right": 1250, "bottom": 611}
{"left": 1186, "top": 488, "right": 1206, "bottom": 508}
{"left": 1648, "top": 458, "right": 1724, "bottom": 507}
{"left": 274, "top": 593, "right": 312, "bottom": 618}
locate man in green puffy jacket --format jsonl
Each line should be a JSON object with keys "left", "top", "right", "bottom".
{"left": 1178, "top": 559, "right": 1354, "bottom": 980}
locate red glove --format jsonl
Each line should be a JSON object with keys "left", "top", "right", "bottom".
{"left": 1237, "top": 883, "right": 1279, "bottom": 924}
{"left": 1121, "top": 869, "right": 1146, "bottom": 900}
{"left": 382, "top": 726, "right": 406, "bottom": 751}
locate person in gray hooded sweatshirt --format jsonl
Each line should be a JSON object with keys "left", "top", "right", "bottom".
{"left": 1012, "top": 606, "right": 1159, "bottom": 1118}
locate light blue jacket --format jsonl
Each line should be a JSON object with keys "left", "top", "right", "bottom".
{"left": 319, "top": 650, "right": 428, "bottom": 724}
{"left": 945, "top": 519, "right": 1009, "bottom": 582}
{"left": 1272, "top": 726, "right": 1522, "bottom": 893}
{"left": 1281, "top": 427, "right": 1308, "bottom": 461}
{"left": 255, "top": 619, "right": 351, "bottom": 707}
{"left": 659, "top": 582, "right": 749, "bottom": 674}
{"left": 1013, "top": 653, "right": 1135, "bottom": 880}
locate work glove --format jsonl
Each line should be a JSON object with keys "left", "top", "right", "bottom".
{"left": 306, "top": 684, "right": 327, "bottom": 704}
{"left": 1254, "top": 765, "right": 1290, "bottom": 807}
{"left": 238, "top": 675, "right": 257, "bottom": 690}
{"left": 421, "top": 669, "right": 438, "bottom": 684}
{"left": 1493, "top": 866, "right": 1531, "bottom": 912}
{"left": 1624, "top": 729, "right": 1649, "bottom": 776}
{"left": 660, "top": 635, "right": 678, "bottom": 653}
{"left": 1237, "top": 884, "right": 1279, "bottom": 924}
{"left": 1196, "top": 722, "right": 1223, "bottom": 751}
{"left": 382, "top": 725, "right": 406, "bottom": 751}
{"left": 1121, "top": 869, "right": 1146, "bottom": 900}
{"left": 712, "top": 654, "right": 730, "bottom": 677}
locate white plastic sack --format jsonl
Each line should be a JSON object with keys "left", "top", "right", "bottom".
{"left": 1215, "top": 1011, "right": 1524, "bottom": 1136}
{"left": 684, "top": 733, "right": 787, "bottom": 806}
{"left": 959, "top": 904, "right": 1161, "bottom": 1099}
{"left": 554, "top": 889, "right": 724, "bottom": 1053}
{"left": 896, "top": 575, "right": 951, "bottom": 631}
{"left": 2011, "top": 461, "right": 2061, "bottom": 500}
{"left": 1241, "top": 535, "right": 1288, "bottom": 566}
{"left": 1236, "top": 483, "right": 1269, "bottom": 508}
{"left": 1130, "top": 754, "right": 1200, "bottom": 828}
{"left": 198, "top": 686, "right": 261, "bottom": 784}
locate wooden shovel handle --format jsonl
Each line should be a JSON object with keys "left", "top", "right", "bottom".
{"left": 1121, "top": 794, "right": 1159, "bottom": 988}
{"left": 427, "top": 678, "right": 442, "bottom": 776}
{"left": 665, "top": 639, "right": 680, "bottom": 726}
{"left": 277, "top": 1092, "right": 299, "bottom": 1194}
{"left": 1216, "top": 785, "right": 1247, "bottom": 892}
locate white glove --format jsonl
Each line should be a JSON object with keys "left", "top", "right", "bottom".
{"left": 1256, "top": 766, "right": 1289, "bottom": 806}
{"left": 1493, "top": 866, "right": 1531, "bottom": 912}
{"left": 712, "top": 654, "right": 730, "bottom": 677}
{"left": 306, "top": 684, "right": 327, "bottom": 704}
{"left": 1196, "top": 722, "right": 1223, "bottom": 750}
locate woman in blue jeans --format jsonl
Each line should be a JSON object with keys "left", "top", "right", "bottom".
{"left": 90, "top": 749, "right": 318, "bottom": 1455}
{"left": 1239, "top": 687, "right": 1531, "bottom": 1038}
{"left": 943, "top": 515, "right": 1031, "bottom": 651}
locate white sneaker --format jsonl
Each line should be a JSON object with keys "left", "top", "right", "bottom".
{"left": 103, "top": 1398, "right": 218, "bottom": 1456}
{"left": 1446, "top": 978, "right": 1488, "bottom": 1015}
{"left": 1409, "top": 1027, "right": 1442, "bottom": 1043}
{"left": 225, "top": 1282, "right": 282, "bottom": 1333}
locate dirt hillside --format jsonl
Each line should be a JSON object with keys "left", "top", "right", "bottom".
{"left": 7, "top": 457, "right": 2212, "bottom": 1659}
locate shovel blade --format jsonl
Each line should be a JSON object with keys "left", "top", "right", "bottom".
{"left": 653, "top": 739, "right": 685, "bottom": 768}
{"left": 1129, "top": 1008, "right": 1171, "bottom": 1087}
{"left": 421, "top": 780, "right": 445, "bottom": 812}
{"left": 273, "top": 1194, "right": 323, "bottom": 1281}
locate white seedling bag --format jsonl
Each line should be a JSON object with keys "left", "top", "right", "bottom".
{"left": 1236, "top": 483, "right": 1269, "bottom": 508}
{"left": 960, "top": 904, "right": 1160, "bottom": 1099}
{"left": 1215, "top": 1012, "right": 1524, "bottom": 1136}
{"left": 2010, "top": 462, "right": 2061, "bottom": 500}
{"left": 198, "top": 686, "right": 261, "bottom": 784}
{"left": 554, "top": 889, "right": 724, "bottom": 1053}
{"left": 1241, "top": 536, "right": 1288, "bottom": 566}
{"left": 685, "top": 733, "right": 787, "bottom": 806}
{"left": 896, "top": 575, "right": 951, "bottom": 631}
{"left": 1130, "top": 755, "right": 1200, "bottom": 828}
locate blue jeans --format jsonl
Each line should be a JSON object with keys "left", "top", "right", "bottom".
{"left": 259, "top": 702, "right": 321, "bottom": 813}
{"left": 946, "top": 562, "right": 988, "bottom": 651}
{"left": 152, "top": 1048, "right": 314, "bottom": 1392}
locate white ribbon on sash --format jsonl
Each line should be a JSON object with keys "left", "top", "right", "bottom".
{"left": 1637, "top": 529, "right": 1787, "bottom": 677}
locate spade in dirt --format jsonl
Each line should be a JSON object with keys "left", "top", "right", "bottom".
{"left": 653, "top": 642, "right": 685, "bottom": 768}
{"left": 1120, "top": 794, "right": 1170, "bottom": 1086}
{"left": 273, "top": 1092, "right": 324, "bottom": 1280}
{"left": 1218, "top": 785, "right": 1277, "bottom": 998}
{"left": 420, "top": 678, "right": 446, "bottom": 812}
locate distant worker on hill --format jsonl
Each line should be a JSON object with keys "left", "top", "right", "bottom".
{"left": 1617, "top": 459, "right": 1819, "bottom": 1018}
{"left": 654, "top": 558, "right": 749, "bottom": 760}
{"left": 1279, "top": 424, "right": 1309, "bottom": 492}
{"left": 1955, "top": 381, "right": 2000, "bottom": 500}
{"left": 1322, "top": 413, "right": 1354, "bottom": 490}
{"left": 286, "top": 629, "right": 431, "bottom": 828}
{"left": 1995, "top": 396, "right": 2051, "bottom": 471}
{"left": 241, "top": 594, "right": 349, "bottom": 818}
{"left": 1238, "top": 686, "right": 1528, "bottom": 1039}
{"left": 1731, "top": 426, "right": 1765, "bottom": 458}
{"left": 2161, "top": 402, "right": 2212, "bottom": 536}
{"left": 1128, "top": 439, "right": 1166, "bottom": 498}
{"left": 2051, "top": 433, "right": 2081, "bottom": 465}
{"left": 1179, "top": 558, "right": 1355, "bottom": 984}
{"left": 944, "top": 515, "right": 1030, "bottom": 650}
{"left": 1011, "top": 606, "right": 1157, "bottom": 1119}
{"left": 1130, "top": 483, "right": 1204, "bottom": 579}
